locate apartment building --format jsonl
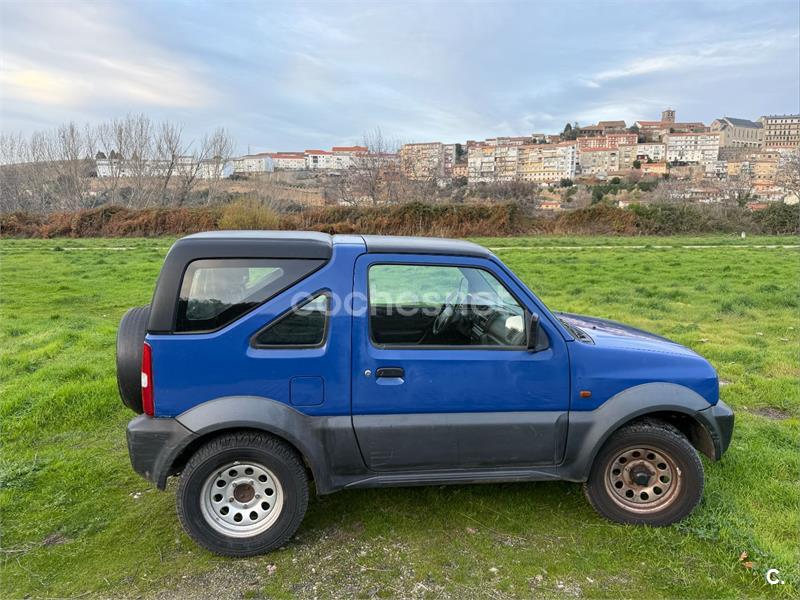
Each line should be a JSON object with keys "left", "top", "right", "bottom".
{"left": 197, "top": 158, "right": 231, "bottom": 179}
{"left": 705, "top": 160, "right": 728, "bottom": 179}
{"left": 577, "top": 132, "right": 637, "bottom": 151}
{"left": 96, "top": 155, "right": 200, "bottom": 178}
{"left": 710, "top": 117, "right": 764, "bottom": 148}
{"left": 467, "top": 144, "right": 497, "bottom": 183}
{"left": 517, "top": 142, "right": 577, "bottom": 184}
{"left": 618, "top": 142, "right": 668, "bottom": 168}
{"left": 751, "top": 148, "right": 783, "bottom": 188}
{"left": 578, "top": 147, "right": 619, "bottom": 178}
{"left": 231, "top": 153, "right": 274, "bottom": 174}
{"left": 399, "top": 142, "right": 457, "bottom": 180}
{"left": 304, "top": 150, "right": 337, "bottom": 170}
{"left": 637, "top": 143, "right": 666, "bottom": 162}
{"left": 665, "top": 132, "right": 721, "bottom": 165}
{"left": 758, "top": 114, "right": 800, "bottom": 148}
{"left": 493, "top": 144, "right": 519, "bottom": 181}
{"left": 330, "top": 146, "right": 367, "bottom": 170}
{"left": 270, "top": 152, "right": 306, "bottom": 170}
{"left": 451, "top": 163, "right": 468, "bottom": 179}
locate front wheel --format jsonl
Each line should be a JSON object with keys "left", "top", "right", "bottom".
{"left": 583, "top": 421, "right": 704, "bottom": 526}
{"left": 177, "top": 432, "right": 309, "bottom": 556}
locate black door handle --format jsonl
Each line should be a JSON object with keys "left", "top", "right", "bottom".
{"left": 376, "top": 367, "right": 404, "bottom": 378}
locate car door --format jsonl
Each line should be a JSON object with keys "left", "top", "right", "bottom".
{"left": 350, "top": 253, "right": 571, "bottom": 472}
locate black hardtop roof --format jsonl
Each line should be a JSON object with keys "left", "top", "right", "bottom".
{"left": 175, "top": 230, "right": 333, "bottom": 259}
{"left": 360, "top": 234, "right": 491, "bottom": 258}
{"left": 176, "top": 231, "right": 491, "bottom": 258}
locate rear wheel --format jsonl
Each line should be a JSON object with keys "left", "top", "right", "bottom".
{"left": 177, "top": 432, "right": 309, "bottom": 556}
{"left": 584, "top": 421, "right": 704, "bottom": 525}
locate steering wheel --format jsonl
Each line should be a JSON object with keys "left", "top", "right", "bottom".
{"left": 432, "top": 290, "right": 462, "bottom": 335}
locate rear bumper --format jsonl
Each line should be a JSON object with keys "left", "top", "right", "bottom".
{"left": 698, "top": 400, "right": 735, "bottom": 460}
{"left": 126, "top": 414, "right": 196, "bottom": 489}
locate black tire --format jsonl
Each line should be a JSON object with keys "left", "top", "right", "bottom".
{"left": 116, "top": 305, "right": 150, "bottom": 413}
{"left": 583, "top": 420, "right": 704, "bottom": 526}
{"left": 177, "top": 432, "right": 309, "bottom": 557}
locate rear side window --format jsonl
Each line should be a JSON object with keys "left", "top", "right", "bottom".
{"left": 253, "top": 293, "right": 330, "bottom": 347}
{"left": 176, "top": 258, "right": 323, "bottom": 332}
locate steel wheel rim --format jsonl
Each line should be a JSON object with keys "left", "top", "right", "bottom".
{"left": 604, "top": 446, "right": 681, "bottom": 514}
{"left": 200, "top": 461, "right": 284, "bottom": 537}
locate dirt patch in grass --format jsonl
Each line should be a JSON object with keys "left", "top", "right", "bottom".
{"left": 41, "top": 533, "right": 68, "bottom": 547}
{"left": 751, "top": 407, "right": 792, "bottom": 420}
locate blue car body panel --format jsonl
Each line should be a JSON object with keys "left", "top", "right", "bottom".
{"left": 349, "top": 252, "right": 572, "bottom": 470}
{"left": 147, "top": 239, "right": 364, "bottom": 418}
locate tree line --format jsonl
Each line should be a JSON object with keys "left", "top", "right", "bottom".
{"left": 0, "top": 114, "right": 234, "bottom": 213}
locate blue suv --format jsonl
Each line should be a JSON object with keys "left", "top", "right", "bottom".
{"left": 118, "top": 231, "right": 734, "bottom": 556}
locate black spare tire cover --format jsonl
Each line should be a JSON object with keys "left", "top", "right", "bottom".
{"left": 116, "top": 305, "right": 151, "bottom": 414}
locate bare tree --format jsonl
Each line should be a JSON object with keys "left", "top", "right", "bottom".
{"left": 652, "top": 174, "right": 692, "bottom": 203}
{"left": 126, "top": 114, "right": 157, "bottom": 207}
{"left": 719, "top": 169, "right": 754, "bottom": 207}
{"left": 202, "top": 127, "right": 235, "bottom": 204}
{"left": 776, "top": 149, "right": 800, "bottom": 198}
{"left": 0, "top": 132, "right": 30, "bottom": 212}
{"left": 52, "top": 122, "right": 92, "bottom": 210}
{"left": 346, "top": 128, "right": 400, "bottom": 205}
{"left": 154, "top": 121, "right": 185, "bottom": 205}
{"left": 1, "top": 116, "right": 243, "bottom": 213}
{"left": 96, "top": 117, "right": 132, "bottom": 205}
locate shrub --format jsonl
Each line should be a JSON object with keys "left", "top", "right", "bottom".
{"left": 218, "top": 199, "right": 280, "bottom": 230}
{"left": 1, "top": 200, "right": 797, "bottom": 238}
{"left": 753, "top": 202, "right": 800, "bottom": 235}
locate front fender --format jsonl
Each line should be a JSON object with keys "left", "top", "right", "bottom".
{"left": 560, "top": 382, "right": 716, "bottom": 481}
{"left": 175, "top": 396, "right": 364, "bottom": 494}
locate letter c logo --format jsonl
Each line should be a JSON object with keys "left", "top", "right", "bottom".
{"left": 765, "top": 569, "right": 782, "bottom": 585}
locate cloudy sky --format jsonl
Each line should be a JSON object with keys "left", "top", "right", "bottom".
{"left": 1, "top": 0, "right": 798, "bottom": 153}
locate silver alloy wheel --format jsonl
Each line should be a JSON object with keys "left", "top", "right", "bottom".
{"left": 604, "top": 446, "right": 681, "bottom": 514}
{"left": 200, "top": 461, "right": 284, "bottom": 538}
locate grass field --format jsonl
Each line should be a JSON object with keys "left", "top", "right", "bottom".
{"left": 1, "top": 235, "right": 798, "bottom": 599}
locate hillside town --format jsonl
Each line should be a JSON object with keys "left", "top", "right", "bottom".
{"left": 2, "top": 109, "right": 798, "bottom": 215}
{"left": 98, "top": 108, "right": 797, "bottom": 208}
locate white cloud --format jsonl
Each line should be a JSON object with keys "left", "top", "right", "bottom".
{"left": 0, "top": 2, "right": 218, "bottom": 114}
{"left": 588, "top": 33, "right": 796, "bottom": 86}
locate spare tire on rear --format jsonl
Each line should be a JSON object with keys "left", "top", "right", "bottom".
{"left": 117, "top": 305, "right": 151, "bottom": 413}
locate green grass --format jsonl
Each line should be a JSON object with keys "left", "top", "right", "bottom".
{"left": 1, "top": 236, "right": 798, "bottom": 598}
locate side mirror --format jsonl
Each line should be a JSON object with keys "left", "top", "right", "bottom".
{"left": 527, "top": 313, "right": 549, "bottom": 352}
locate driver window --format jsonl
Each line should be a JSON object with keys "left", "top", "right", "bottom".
{"left": 368, "top": 263, "right": 527, "bottom": 348}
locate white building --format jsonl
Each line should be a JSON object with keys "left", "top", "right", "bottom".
{"left": 665, "top": 132, "right": 721, "bottom": 166}
{"left": 198, "top": 158, "right": 233, "bottom": 180}
{"left": 304, "top": 150, "right": 337, "bottom": 170}
{"left": 704, "top": 160, "right": 728, "bottom": 179}
{"left": 467, "top": 144, "right": 497, "bottom": 183}
{"left": 95, "top": 155, "right": 198, "bottom": 178}
{"left": 636, "top": 143, "right": 666, "bottom": 162}
{"left": 331, "top": 146, "right": 367, "bottom": 170}
{"left": 270, "top": 152, "right": 306, "bottom": 170}
{"left": 232, "top": 153, "right": 274, "bottom": 174}
{"left": 96, "top": 157, "right": 132, "bottom": 178}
